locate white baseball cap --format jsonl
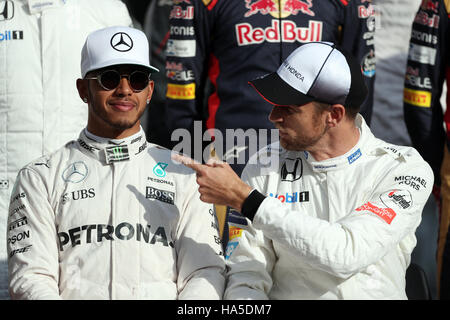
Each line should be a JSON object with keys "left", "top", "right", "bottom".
{"left": 80, "top": 26, "right": 159, "bottom": 78}
{"left": 249, "top": 42, "right": 368, "bottom": 110}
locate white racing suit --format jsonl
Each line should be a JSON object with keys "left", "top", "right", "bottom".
{"left": 7, "top": 128, "right": 225, "bottom": 299}
{"left": 225, "top": 115, "right": 433, "bottom": 299}
{"left": 0, "top": 0, "right": 133, "bottom": 299}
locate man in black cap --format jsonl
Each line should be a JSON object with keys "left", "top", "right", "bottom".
{"left": 174, "top": 42, "right": 433, "bottom": 299}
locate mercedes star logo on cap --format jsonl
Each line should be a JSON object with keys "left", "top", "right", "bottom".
{"left": 110, "top": 32, "right": 133, "bottom": 52}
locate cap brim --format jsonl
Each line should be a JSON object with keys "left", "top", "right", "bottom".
{"left": 249, "top": 72, "right": 314, "bottom": 106}
{"left": 83, "top": 58, "right": 159, "bottom": 77}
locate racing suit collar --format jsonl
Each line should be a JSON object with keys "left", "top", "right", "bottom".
{"left": 77, "top": 127, "right": 148, "bottom": 164}
{"left": 302, "top": 114, "right": 371, "bottom": 172}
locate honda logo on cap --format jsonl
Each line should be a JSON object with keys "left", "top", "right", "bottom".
{"left": 281, "top": 158, "right": 303, "bottom": 181}
{"left": 0, "top": 0, "right": 14, "bottom": 21}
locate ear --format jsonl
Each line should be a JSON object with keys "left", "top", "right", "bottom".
{"left": 76, "top": 79, "right": 89, "bottom": 103}
{"left": 326, "top": 104, "right": 346, "bottom": 127}
{"left": 146, "top": 80, "right": 155, "bottom": 103}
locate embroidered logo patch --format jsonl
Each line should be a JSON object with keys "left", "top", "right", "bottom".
{"left": 356, "top": 201, "right": 396, "bottom": 224}
{"left": 380, "top": 189, "right": 413, "bottom": 210}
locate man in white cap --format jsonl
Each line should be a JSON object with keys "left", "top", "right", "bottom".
{"left": 7, "top": 26, "right": 225, "bottom": 300}
{"left": 174, "top": 42, "right": 433, "bottom": 299}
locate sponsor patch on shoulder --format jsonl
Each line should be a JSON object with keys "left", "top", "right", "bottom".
{"left": 380, "top": 189, "right": 413, "bottom": 210}
{"left": 356, "top": 201, "right": 396, "bottom": 224}
{"left": 381, "top": 146, "right": 406, "bottom": 160}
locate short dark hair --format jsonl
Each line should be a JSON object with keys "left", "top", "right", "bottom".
{"left": 339, "top": 46, "right": 368, "bottom": 118}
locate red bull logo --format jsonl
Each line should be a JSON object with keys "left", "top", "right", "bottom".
{"left": 236, "top": 19, "right": 322, "bottom": 45}
{"left": 244, "top": 0, "right": 315, "bottom": 18}
{"left": 421, "top": 0, "right": 439, "bottom": 13}
{"left": 244, "top": 0, "right": 276, "bottom": 17}
{"left": 284, "top": 0, "right": 315, "bottom": 16}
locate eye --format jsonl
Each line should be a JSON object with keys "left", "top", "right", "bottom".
{"left": 287, "top": 106, "right": 298, "bottom": 114}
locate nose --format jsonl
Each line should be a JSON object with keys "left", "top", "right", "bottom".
{"left": 114, "top": 76, "right": 133, "bottom": 96}
{"left": 269, "top": 105, "right": 284, "bottom": 123}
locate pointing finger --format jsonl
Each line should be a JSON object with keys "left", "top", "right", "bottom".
{"left": 206, "top": 158, "right": 224, "bottom": 167}
{"left": 171, "top": 153, "right": 205, "bottom": 173}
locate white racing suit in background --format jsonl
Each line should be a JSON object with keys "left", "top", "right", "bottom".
{"left": 225, "top": 114, "right": 433, "bottom": 299}
{"left": 0, "top": 0, "right": 133, "bottom": 299}
{"left": 7, "top": 128, "right": 225, "bottom": 299}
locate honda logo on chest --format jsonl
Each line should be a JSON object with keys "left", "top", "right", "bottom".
{"left": 0, "top": 1, "right": 14, "bottom": 21}
{"left": 281, "top": 158, "right": 302, "bottom": 181}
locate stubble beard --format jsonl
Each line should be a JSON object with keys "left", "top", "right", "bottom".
{"left": 92, "top": 101, "right": 142, "bottom": 131}
{"left": 280, "top": 113, "right": 328, "bottom": 151}
{"left": 88, "top": 87, "right": 145, "bottom": 131}
{"left": 280, "top": 128, "right": 327, "bottom": 151}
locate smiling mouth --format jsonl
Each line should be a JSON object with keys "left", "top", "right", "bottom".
{"left": 109, "top": 101, "right": 136, "bottom": 112}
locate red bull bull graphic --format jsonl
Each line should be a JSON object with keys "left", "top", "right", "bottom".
{"left": 420, "top": 0, "right": 439, "bottom": 13}
{"left": 284, "top": 0, "right": 314, "bottom": 16}
{"left": 244, "top": 0, "right": 315, "bottom": 18}
{"left": 244, "top": 0, "right": 276, "bottom": 17}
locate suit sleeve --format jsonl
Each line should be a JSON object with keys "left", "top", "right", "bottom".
{"left": 403, "top": 0, "right": 449, "bottom": 185}
{"left": 248, "top": 154, "right": 433, "bottom": 279}
{"left": 175, "top": 171, "right": 226, "bottom": 300}
{"left": 165, "top": 0, "right": 213, "bottom": 161}
{"left": 7, "top": 168, "right": 61, "bottom": 300}
{"left": 224, "top": 167, "right": 276, "bottom": 300}
{"left": 340, "top": 0, "right": 376, "bottom": 123}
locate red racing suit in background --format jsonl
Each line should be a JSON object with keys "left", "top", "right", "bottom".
{"left": 403, "top": 0, "right": 450, "bottom": 299}
{"left": 165, "top": 0, "right": 376, "bottom": 175}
